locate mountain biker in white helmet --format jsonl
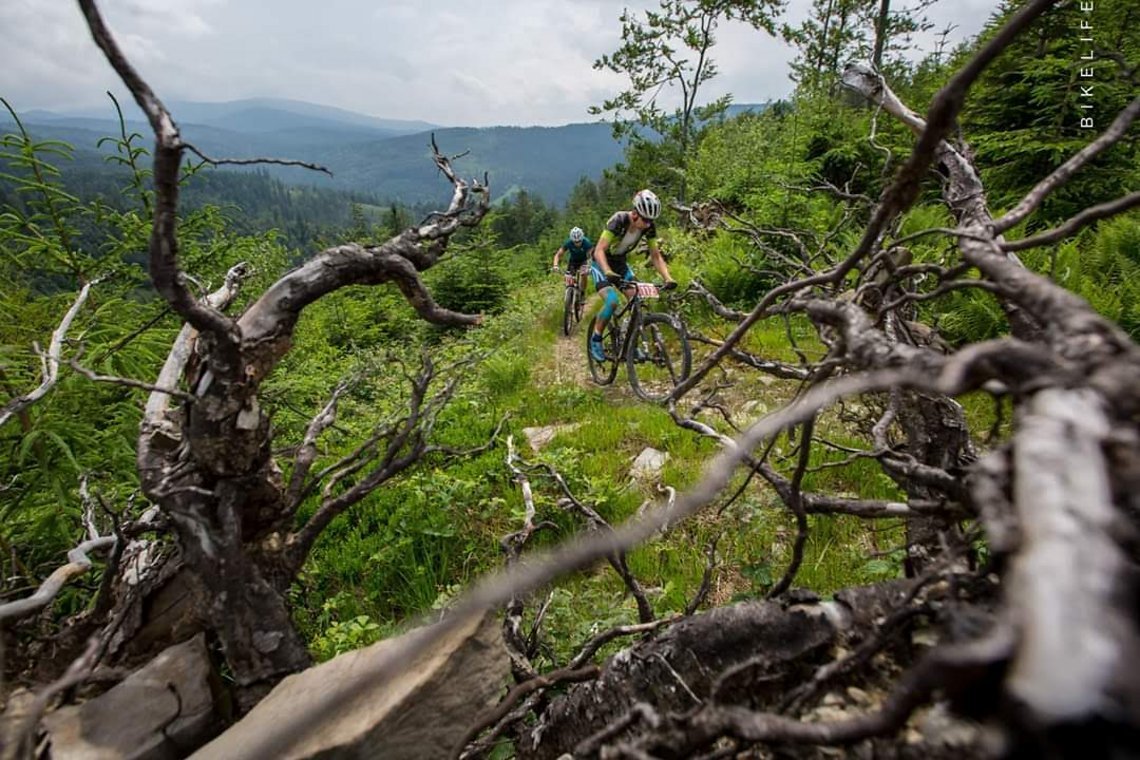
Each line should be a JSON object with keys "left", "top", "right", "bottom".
{"left": 552, "top": 226, "right": 595, "bottom": 293}
{"left": 588, "top": 189, "right": 676, "bottom": 362}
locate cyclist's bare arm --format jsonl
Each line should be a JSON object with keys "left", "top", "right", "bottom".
{"left": 552, "top": 247, "right": 565, "bottom": 270}
{"left": 594, "top": 238, "right": 614, "bottom": 275}
{"left": 648, "top": 243, "right": 674, "bottom": 283}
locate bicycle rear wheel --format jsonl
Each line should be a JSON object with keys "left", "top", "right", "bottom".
{"left": 586, "top": 316, "right": 621, "bottom": 385}
{"left": 627, "top": 312, "right": 691, "bottom": 402}
{"left": 562, "top": 287, "right": 575, "bottom": 336}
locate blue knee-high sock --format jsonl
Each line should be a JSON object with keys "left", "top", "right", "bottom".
{"left": 599, "top": 287, "right": 619, "bottom": 321}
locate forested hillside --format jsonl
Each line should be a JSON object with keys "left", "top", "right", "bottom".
{"left": 2, "top": 106, "right": 628, "bottom": 206}
{"left": 2, "top": 0, "right": 1140, "bottom": 758}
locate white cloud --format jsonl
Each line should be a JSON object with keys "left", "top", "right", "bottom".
{"left": 0, "top": 0, "right": 1006, "bottom": 126}
{"left": 119, "top": 0, "right": 217, "bottom": 37}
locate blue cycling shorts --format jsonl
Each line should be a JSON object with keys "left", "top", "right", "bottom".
{"left": 589, "top": 261, "right": 635, "bottom": 291}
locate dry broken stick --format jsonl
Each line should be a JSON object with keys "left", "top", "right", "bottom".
{"left": 68, "top": 353, "right": 195, "bottom": 401}
{"left": 286, "top": 353, "right": 474, "bottom": 570}
{"left": 0, "top": 280, "right": 98, "bottom": 429}
{"left": 501, "top": 435, "right": 556, "bottom": 682}
{"left": 526, "top": 460, "right": 655, "bottom": 624}
{"left": 454, "top": 664, "right": 600, "bottom": 758}
{"left": 182, "top": 142, "right": 333, "bottom": 177}
{"left": 282, "top": 380, "right": 354, "bottom": 513}
{"left": 765, "top": 415, "right": 814, "bottom": 598}
{"left": 0, "top": 535, "right": 117, "bottom": 624}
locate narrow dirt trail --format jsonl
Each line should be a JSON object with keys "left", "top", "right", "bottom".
{"left": 535, "top": 287, "right": 595, "bottom": 390}
{"left": 550, "top": 327, "right": 590, "bottom": 388}
{"left": 535, "top": 291, "right": 638, "bottom": 404}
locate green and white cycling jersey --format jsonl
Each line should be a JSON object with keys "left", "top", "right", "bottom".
{"left": 598, "top": 211, "right": 657, "bottom": 271}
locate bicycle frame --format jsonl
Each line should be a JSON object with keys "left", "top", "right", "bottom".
{"left": 606, "top": 281, "right": 663, "bottom": 356}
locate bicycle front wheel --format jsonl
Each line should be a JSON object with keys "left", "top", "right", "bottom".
{"left": 562, "top": 287, "right": 575, "bottom": 336}
{"left": 586, "top": 316, "right": 621, "bottom": 385}
{"left": 627, "top": 312, "right": 691, "bottom": 402}
{"left": 573, "top": 286, "right": 585, "bottom": 324}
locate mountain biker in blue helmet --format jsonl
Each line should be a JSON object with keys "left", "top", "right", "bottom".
{"left": 588, "top": 189, "right": 676, "bottom": 362}
{"left": 552, "top": 226, "right": 594, "bottom": 292}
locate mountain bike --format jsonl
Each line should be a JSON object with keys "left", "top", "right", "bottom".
{"left": 559, "top": 268, "right": 587, "bottom": 336}
{"left": 586, "top": 280, "right": 691, "bottom": 402}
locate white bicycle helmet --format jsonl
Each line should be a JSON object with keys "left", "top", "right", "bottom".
{"left": 633, "top": 189, "right": 661, "bottom": 220}
{"left": 570, "top": 226, "right": 584, "bottom": 243}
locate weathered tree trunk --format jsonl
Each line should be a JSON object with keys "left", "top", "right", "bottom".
{"left": 519, "top": 583, "right": 917, "bottom": 759}
{"left": 132, "top": 270, "right": 313, "bottom": 703}
{"left": 871, "top": 0, "right": 890, "bottom": 70}
{"left": 895, "top": 390, "right": 971, "bottom": 576}
{"left": 53, "top": 0, "right": 493, "bottom": 713}
{"left": 854, "top": 253, "right": 973, "bottom": 577}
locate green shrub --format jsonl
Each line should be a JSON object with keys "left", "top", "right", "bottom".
{"left": 311, "top": 614, "right": 382, "bottom": 661}
{"left": 690, "top": 233, "right": 775, "bottom": 309}
{"left": 431, "top": 252, "right": 510, "bottom": 315}
{"left": 482, "top": 351, "right": 531, "bottom": 399}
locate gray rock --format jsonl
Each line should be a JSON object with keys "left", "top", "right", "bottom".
{"left": 522, "top": 424, "right": 581, "bottom": 452}
{"left": 43, "top": 634, "right": 219, "bottom": 759}
{"left": 192, "top": 611, "right": 509, "bottom": 760}
{"left": 630, "top": 447, "right": 668, "bottom": 480}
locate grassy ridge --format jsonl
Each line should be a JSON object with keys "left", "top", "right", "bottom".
{"left": 295, "top": 251, "right": 938, "bottom": 663}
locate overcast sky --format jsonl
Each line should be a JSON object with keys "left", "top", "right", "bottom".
{"left": 2, "top": 0, "right": 1005, "bottom": 128}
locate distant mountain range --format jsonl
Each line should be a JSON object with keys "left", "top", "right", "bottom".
{"left": 20, "top": 97, "right": 437, "bottom": 137}
{"left": 5, "top": 97, "right": 768, "bottom": 206}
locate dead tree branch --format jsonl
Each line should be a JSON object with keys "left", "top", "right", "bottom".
{"left": 454, "top": 665, "right": 600, "bottom": 758}
{"left": 501, "top": 435, "right": 552, "bottom": 682}
{"left": 0, "top": 280, "right": 96, "bottom": 429}
{"left": 1001, "top": 190, "right": 1140, "bottom": 252}
{"left": 766, "top": 416, "right": 814, "bottom": 598}
{"left": 0, "top": 535, "right": 117, "bottom": 624}
{"left": 1002, "top": 389, "right": 1140, "bottom": 727}
{"left": 283, "top": 380, "right": 353, "bottom": 512}
{"left": 141, "top": 261, "right": 248, "bottom": 423}
{"left": 79, "top": 0, "right": 242, "bottom": 369}
{"left": 69, "top": 355, "right": 195, "bottom": 400}
{"left": 527, "top": 461, "right": 655, "bottom": 625}
{"left": 183, "top": 143, "right": 333, "bottom": 177}
{"left": 286, "top": 354, "right": 462, "bottom": 568}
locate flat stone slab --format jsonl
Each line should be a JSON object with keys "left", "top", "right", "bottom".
{"left": 522, "top": 423, "right": 581, "bottom": 452}
{"left": 192, "top": 611, "right": 508, "bottom": 760}
{"left": 44, "top": 634, "right": 219, "bottom": 759}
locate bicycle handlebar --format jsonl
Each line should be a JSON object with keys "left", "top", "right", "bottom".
{"left": 611, "top": 278, "right": 678, "bottom": 292}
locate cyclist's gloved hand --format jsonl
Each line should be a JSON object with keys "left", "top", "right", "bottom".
{"left": 604, "top": 270, "right": 623, "bottom": 286}
{"left": 661, "top": 280, "right": 678, "bottom": 291}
